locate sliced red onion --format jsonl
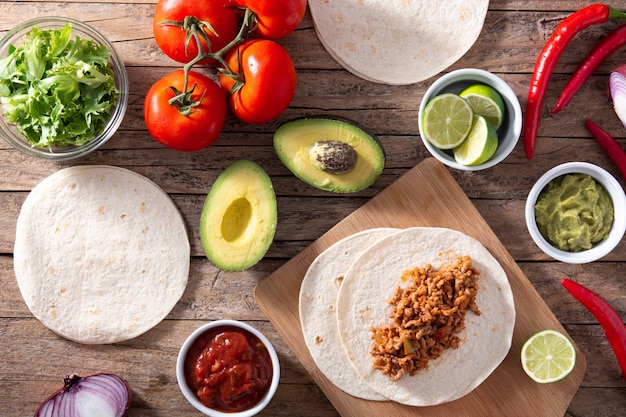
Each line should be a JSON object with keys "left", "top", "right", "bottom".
{"left": 35, "top": 373, "right": 131, "bottom": 417}
{"left": 609, "top": 65, "right": 626, "bottom": 129}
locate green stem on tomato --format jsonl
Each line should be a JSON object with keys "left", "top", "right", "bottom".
{"left": 182, "top": 8, "right": 256, "bottom": 85}
{"left": 165, "top": 7, "right": 258, "bottom": 111}
{"left": 207, "top": 8, "right": 257, "bottom": 70}
{"left": 166, "top": 84, "right": 206, "bottom": 116}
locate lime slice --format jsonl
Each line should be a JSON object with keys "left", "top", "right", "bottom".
{"left": 459, "top": 84, "right": 505, "bottom": 130}
{"left": 422, "top": 93, "right": 474, "bottom": 149}
{"left": 453, "top": 114, "right": 498, "bottom": 166}
{"left": 521, "top": 329, "right": 576, "bottom": 384}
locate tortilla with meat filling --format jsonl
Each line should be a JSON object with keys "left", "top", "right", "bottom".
{"left": 336, "top": 227, "right": 515, "bottom": 406}
{"left": 299, "top": 228, "right": 400, "bottom": 400}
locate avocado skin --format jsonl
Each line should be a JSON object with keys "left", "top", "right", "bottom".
{"left": 199, "top": 160, "right": 277, "bottom": 271}
{"left": 273, "top": 118, "right": 385, "bottom": 193}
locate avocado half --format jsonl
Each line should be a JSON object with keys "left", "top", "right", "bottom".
{"left": 199, "top": 160, "right": 277, "bottom": 271}
{"left": 273, "top": 118, "right": 385, "bottom": 193}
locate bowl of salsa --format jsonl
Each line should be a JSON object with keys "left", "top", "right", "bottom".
{"left": 525, "top": 161, "right": 626, "bottom": 264}
{"left": 176, "top": 320, "right": 280, "bottom": 416}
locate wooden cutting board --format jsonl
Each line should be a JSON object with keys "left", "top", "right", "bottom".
{"left": 255, "top": 158, "right": 586, "bottom": 417}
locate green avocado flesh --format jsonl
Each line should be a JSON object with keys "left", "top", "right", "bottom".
{"left": 200, "top": 160, "right": 277, "bottom": 271}
{"left": 273, "top": 118, "right": 385, "bottom": 193}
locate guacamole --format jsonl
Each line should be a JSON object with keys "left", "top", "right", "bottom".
{"left": 534, "top": 174, "right": 614, "bottom": 252}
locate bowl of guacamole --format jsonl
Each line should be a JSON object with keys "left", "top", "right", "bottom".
{"left": 526, "top": 162, "right": 626, "bottom": 264}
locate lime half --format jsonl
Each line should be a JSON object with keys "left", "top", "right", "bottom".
{"left": 521, "top": 329, "right": 576, "bottom": 384}
{"left": 422, "top": 93, "right": 474, "bottom": 149}
{"left": 453, "top": 114, "right": 498, "bottom": 166}
{"left": 459, "top": 84, "right": 505, "bottom": 130}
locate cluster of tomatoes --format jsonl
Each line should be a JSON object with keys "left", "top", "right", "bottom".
{"left": 144, "top": 0, "right": 307, "bottom": 151}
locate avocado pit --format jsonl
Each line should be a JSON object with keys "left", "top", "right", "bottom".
{"left": 309, "top": 140, "right": 357, "bottom": 174}
{"left": 273, "top": 117, "right": 385, "bottom": 193}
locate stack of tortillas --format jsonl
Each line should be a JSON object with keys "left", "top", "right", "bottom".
{"left": 299, "top": 227, "right": 515, "bottom": 406}
{"left": 308, "top": 0, "right": 489, "bottom": 85}
{"left": 13, "top": 166, "right": 190, "bottom": 344}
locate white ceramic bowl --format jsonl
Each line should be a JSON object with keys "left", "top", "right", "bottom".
{"left": 418, "top": 68, "right": 522, "bottom": 170}
{"left": 0, "top": 17, "right": 128, "bottom": 160}
{"left": 525, "top": 162, "right": 626, "bottom": 264}
{"left": 176, "top": 320, "right": 280, "bottom": 417}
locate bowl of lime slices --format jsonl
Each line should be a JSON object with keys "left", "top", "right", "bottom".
{"left": 418, "top": 68, "right": 522, "bottom": 170}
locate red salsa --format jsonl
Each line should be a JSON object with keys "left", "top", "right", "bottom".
{"left": 184, "top": 325, "right": 274, "bottom": 412}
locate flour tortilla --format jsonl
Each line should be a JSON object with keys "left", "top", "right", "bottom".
{"left": 309, "top": 0, "right": 489, "bottom": 85}
{"left": 14, "top": 165, "right": 190, "bottom": 344}
{"left": 299, "top": 228, "right": 400, "bottom": 400}
{"left": 336, "top": 227, "right": 515, "bottom": 406}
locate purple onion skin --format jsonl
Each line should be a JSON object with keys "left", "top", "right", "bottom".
{"left": 35, "top": 373, "right": 131, "bottom": 417}
{"left": 609, "top": 65, "right": 626, "bottom": 130}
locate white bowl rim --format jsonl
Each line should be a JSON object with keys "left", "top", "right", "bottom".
{"left": 176, "top": 319, "right": 280, "bottom": 417}
{"left": 0, "top": 16, "right": 128, "bottom": 161}
{"left": 418, "top": 68, "right": 522, "bottom": 171}
{"left": 525, "top": 161, "right": 626, "bottom": 264}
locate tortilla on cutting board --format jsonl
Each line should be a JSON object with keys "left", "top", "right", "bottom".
{"left": 13, "top": 165, "right": 190, "bottom": 344}
{"left": 299, "top": 228, "right": 400, "bottom": 400}
{"left": 336, "top": 227, "right": 515, "bottom": 406}
{"left": 308, "top": 0, "right": 489, "bottom": 85}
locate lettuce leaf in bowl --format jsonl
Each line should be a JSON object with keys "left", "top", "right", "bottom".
{"left": 0, "top": 23, "right": 119, "bottom": 147}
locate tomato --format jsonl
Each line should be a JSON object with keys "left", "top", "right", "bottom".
{"left": 144, "top": 70, "right": 228, "bottom": 152}
{"left": 153, "top": 0, "right": 240, "bottom": 65}
{"left": 233, "top": 0, "right": 307, "bottom": 39}
{"left": 219, "top": 39, "right": 296, "bottom": 124}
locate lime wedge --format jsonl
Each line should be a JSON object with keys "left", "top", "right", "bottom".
{"left": 521, "top": 329, "right": 576, "bottom": 384}
{"left": 422, "top": 93, "right": 473, "bottom": 149}
{"left": 459, "top": 84, "right": 505, "bottom": 130}
{"left": 453, "top": 114, "right": 498, "bottom": 166}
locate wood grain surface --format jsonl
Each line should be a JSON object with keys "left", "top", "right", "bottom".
{"left": 256, "top": 158, "right": 586, "bottom": 417}
{"left": 1, "top": 1, "right": 625, "bottom": 416}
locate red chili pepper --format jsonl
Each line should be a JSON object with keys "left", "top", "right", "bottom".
{"left": 585, "top": 119, "right": 626, "bottom": 181}
{"left": 561, "top": 278, "right": 626, "bottom": 380}
{"left": 524, "top": 4, "right": 626, "bottom": 159}
{"left": 552, "top": 24, "right": 626, "bottom": 114}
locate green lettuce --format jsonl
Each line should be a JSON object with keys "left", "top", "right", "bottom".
{"left": 0, "top": 23, "right": 119, "bottom": 147}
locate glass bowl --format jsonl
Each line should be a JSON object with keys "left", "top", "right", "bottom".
{"left": 525, "top": 162, "right": 626, "bottom": 264}
{"left": 0, "top": 17, "right": 128, "bottom": 160}
{"left": 176, "top": 320, "right": 280, "bottom": 417}
{"left": 418, "top": 68, "right": 522, "bottom": 171}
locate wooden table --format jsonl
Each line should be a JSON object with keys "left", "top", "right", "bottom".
{"left": 1, "top": 1, "right": 625, "bottom": 416}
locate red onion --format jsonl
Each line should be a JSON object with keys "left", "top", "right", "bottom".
{"left": 609, "top": 64, "right": 626, "bottom": 129}
{"left": 35, "top": 373, "right": 131, "bottom": 417}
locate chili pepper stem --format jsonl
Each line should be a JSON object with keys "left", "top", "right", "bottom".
{"left": 608, "top": 6, "right": 626, "bottom": 19}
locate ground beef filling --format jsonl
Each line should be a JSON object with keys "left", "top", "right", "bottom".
{"left": 370, "top": 255, "right": 481, "bottom": 381}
